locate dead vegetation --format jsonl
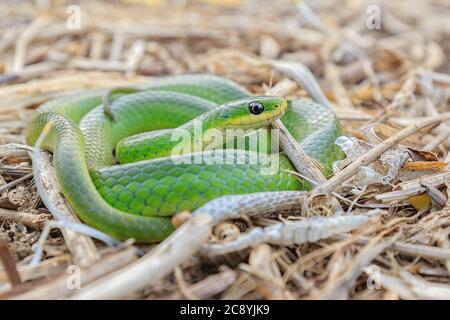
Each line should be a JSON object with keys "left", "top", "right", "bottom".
{"left": 0, "top": 0, "right": 450, "bottom": 299}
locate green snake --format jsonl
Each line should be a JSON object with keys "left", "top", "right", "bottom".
{"left": 25, "top": 75, "right": 343, "bottom": 242}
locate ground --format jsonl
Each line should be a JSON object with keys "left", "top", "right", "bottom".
{"left": 0, "top": 0, "right": 449, "bottom": 299}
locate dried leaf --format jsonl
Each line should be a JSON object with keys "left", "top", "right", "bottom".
{"left": 409, "top": 194, "right": 431, "bottom": 211}
{"left": 403, "top": 161, "right": 447, "bottom": 172}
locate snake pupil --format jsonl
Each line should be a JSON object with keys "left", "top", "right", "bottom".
{"left": 249, "top": 101, "right": 264, "bottom": 115}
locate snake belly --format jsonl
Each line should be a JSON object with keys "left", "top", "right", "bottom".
{"left": 25, "top": 75, "right": 343, "bottom": 242}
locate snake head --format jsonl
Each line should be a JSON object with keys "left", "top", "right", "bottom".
{"left": 212, "top": 96, "right": 288, "bottom": 129}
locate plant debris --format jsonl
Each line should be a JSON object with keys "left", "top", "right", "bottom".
{"left": 0, "top": 0, "right": 449, "bottom": 300}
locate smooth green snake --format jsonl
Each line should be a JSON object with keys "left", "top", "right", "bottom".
{"left": 25, "top": 74, "right": 343, "bottom": 242}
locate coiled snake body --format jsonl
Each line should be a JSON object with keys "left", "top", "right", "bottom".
{"left": 26, "top": 75, "right": 343, "bottom": 242}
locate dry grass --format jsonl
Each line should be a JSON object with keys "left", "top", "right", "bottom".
{"left": 0, "top": 0, "right": 449, "bottom": 299}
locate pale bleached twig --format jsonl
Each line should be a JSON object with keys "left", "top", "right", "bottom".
{"left": 11, "top": 247, "right": 139, "bottom": 300}
{"left": 426, "top": 72, "right": 450, "bottom": 86}
{"left": 335, "top": 110, "right": 373, "bottom": 121}
{"left": 0, "top": 143, "right": 33, "bottom": 158}
{"left": 96, "top": 23, "right": 223, "bottom": 40}
{"left": 268, "top": 60, "right": 333, "bottom": 109}
{"left": 420, "top": 181, "right": 447, "bottom": 207}
{"left": 369, "top": 71, "right": 417, "bottom": 124}
{"left": 285, "top": 169, "right": 392, "bottom": 210}
{"left": 266, "top": 79, "right": 328, "bottom": 186}
{"left": 174, "top": 266, "right": 199, "bottom": 300}
{"left": 325, "top": 62, "right": 354, "bottom": 110}
{"left": 259, "top": 35, "right": 281, "bottom": 59}
{"left": 125, "top": 40, "right": 146, "bottom": 76}
{"left": 293, "top": 0, "right": 328, "bottom": 34}
{"left": 30, "top": 220, "right": 119, "bottom": 267}
{"left": 0, "top": 208, "right": 49, "bottom": 230}
{"left": 13, "top": 17, "right": 49, "bottom": 72}
{"left": 399, "top": 270, "right": 450, "bottom": 299}
{"left": 69, "top": 58, "right": 127, "bottom": 72}
{"left": 319, "top": 233, "right": 400, "bottom": 299}
{"left": 0, "top": 61, "right": 63, "bottom": 85}
{"left": 362, "top": 59, "right": 384, "bottom": 104}
{"left": 109, "top": 33, "right": 125, "bottom": 61}
{"left": 438, "top": 237, "right": 450, "bottom": 278}
{"left": 378, "top": 271, "right": 417, "bottom": 300}
{"left": 0, "top": 28, "right": 20, "bottom": 55}
{"left": 264, "top": 78, "right": 297, "bottom": 96}
{"left": 272, "top": 119, "right": 327, "bottom": 185}
{"left": 423, "top": 126, "right": 450, "bottom": 152}
{"left": 0, "top": 173, "right": 33, "bottom": 194}
{"left": 160, "top": 269, "right": 238, "bottom": 300}
{"left": 88, "top": 32, "right": 106, "bottom": 60}
{"left": 240, "top": 244, "right": 288, "bottom": 299}
{"left": 419, "top": 71, "right": 450, "bottom": 150}
{"left": 333, "top": 234, "right": 450, "bottom": 260}
{"left": 376, "top": 171, "right": 447, "bottom": 202}
{"left": 0, "top": 254, "right": 70, "bottom": 285}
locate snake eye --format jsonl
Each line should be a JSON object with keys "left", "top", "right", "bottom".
{"left": 249, "top": 101, "right": 264, "bottom": 115}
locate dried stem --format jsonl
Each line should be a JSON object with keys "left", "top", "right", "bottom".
{"left": 10, "top": 247, "right": 139, "bottom": 300}
{"left": 316, "top": 113, "right": 450, "bottom": 194}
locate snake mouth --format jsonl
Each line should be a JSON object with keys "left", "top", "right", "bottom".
{"left": 224, "top": 119, "right": 272, "bottom": 130}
